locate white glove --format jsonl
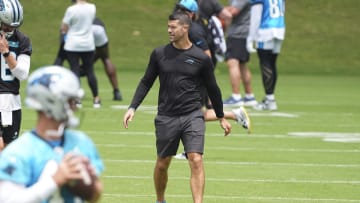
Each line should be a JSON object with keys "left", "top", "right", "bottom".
{"left": 246, "top": 38, "right": 257, "bottom": 53}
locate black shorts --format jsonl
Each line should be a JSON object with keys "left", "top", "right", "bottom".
{"left": 0, "top": 109, "right": 21, "bottom": 144}
{"left": 154, "top": 110, "right": 205, "bottom": 158}
{"left": 225, "top": 37, "right": 250, "bottom": 63}
{"left": 94, "top": 42, "right": 109, "bottom": 62}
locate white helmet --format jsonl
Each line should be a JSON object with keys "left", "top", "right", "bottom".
{"left": 0, "top": 0, "right": 23, "bottom": 37}
{"left": 26, "top": 66, "right": 84, "bottom": 128}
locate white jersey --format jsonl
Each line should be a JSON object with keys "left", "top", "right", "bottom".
{"left": 62, "top": 2, "right": 96, "bottom": 51}
{"left": 92, "top": 24, "right": 108, "bottom": 47}
{"left": 249, "top": 0, "right": 285, "bottom": 42}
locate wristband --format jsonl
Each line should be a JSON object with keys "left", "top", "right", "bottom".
{"left": 3, "top": 51, "right": 10, "bottom": 58}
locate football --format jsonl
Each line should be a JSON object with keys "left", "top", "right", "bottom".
{"left": 66, "top": 162, "right": 97, "bottom": 201}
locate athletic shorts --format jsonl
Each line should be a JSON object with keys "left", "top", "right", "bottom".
{"left": 0, "top": 109, "right": 21, "bottom": 144}
{"left": 225, "top": 37, "right": 249, "bottom": 63}
{"left": 257, "top": 38, "right": 283, "bottom": 54}
{"left": 154, "top": 109, "right": 205, "bottom": 158}
{"left": 94, "top": 42, "right": 109, "bottom": 62}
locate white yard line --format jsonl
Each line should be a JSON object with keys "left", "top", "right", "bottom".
{"left": 103, "top": 159, "right": 360, "bottom": 168}
{"left": 102, "top": 193, "right": 360, "bottom": 202}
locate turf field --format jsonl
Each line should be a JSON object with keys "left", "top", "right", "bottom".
{"left": 20, "top": 71, "right": 360, "bottom": 203}
{"left": 17, "top": 0, "right": 360, "bottom": 202}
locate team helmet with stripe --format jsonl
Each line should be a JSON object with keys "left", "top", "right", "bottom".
{"left": 0, "top": 0, "right": 23, "bottom": 37}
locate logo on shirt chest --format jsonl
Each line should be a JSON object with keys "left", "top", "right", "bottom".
{"left": 184, "top": 59, "right": 195, "bottom": 65}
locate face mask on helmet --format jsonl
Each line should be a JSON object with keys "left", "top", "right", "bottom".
{"left": 25, "top": 66, "right": 85, "bottom": 136}
{"left": 0, "top": 0, "right": 23, "bottom": 38}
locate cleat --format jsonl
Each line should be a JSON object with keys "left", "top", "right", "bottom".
{"left": 93, "top": 98, "right": 101, "bottom": 108}
{"left": 253, "top": 98, "right": 277, "bottom": 111}
{"left": 223, "top": 96, "right": 243, "bottom": 106}
{"left": 232, "top": 106, "right": 251, "bottom": 133}
{"left": 113, "top": 89, "right": 123, "bottom": 101}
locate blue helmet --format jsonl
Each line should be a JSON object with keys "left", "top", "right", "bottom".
{"left": 177, "top": 0, "right": 198, "bottom": 13}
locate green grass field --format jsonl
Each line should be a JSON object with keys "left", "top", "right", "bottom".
{"left": 20, "top": 71, "right": 360, "bottom": 203}
{"left": 15, "top": 0, "right": 360, "bottom": 202}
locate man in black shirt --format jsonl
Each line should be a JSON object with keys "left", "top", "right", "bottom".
{"left": 123, "top": 12, "right": 231, "bottom": 203}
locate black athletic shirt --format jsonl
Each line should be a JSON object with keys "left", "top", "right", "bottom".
{"left": 130, "top": 43, "right": 224, "bottom": 118}
{"left": 189, "top": 22, "right": 210, "bottom": 52}
{"left": 0, "top": 30, "right": 32, "bottom": 94}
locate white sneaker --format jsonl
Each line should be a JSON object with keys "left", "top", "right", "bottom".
{"left": 174, "top": 152, "right": 187, "bottom": 160}
{"left": 243, "top": 97, "right": 258, "bottom": 107}
{"left": 223, "top": 96, "right": 244, "bottom": 106}
{"left": 232, "top": 106, "right": 251, "bottom": 133}
{"left": 93, "top": 98, "right": 101, "bottom": 108}
{"left": 253, "top": 98, "right": 277, "bottom": 111}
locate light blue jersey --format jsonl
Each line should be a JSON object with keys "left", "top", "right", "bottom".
{"left": 250, "top": 0, "right": 285, "bottom": 41}
{"left": 0, "top": 129, "right": 104, "bottom": 203}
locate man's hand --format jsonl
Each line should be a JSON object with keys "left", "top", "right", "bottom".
{"left": 123, "top": 108, "right": 135, "bottom": 129}
{"left": 0, "top": 32, "right": 9, "bottom": 54}
{"left": 219, "top": 118, "right": 232, "bottom": 136}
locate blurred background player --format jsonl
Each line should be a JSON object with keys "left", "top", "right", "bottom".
{"left": 175, "top": 0, "right": 251, "bottom": 128}
{"left": 91, "top": 17, "right": 122, "bottom": 101}
{"left": 247, "top": 0, "right": 286, "bottom": 110}
{"left": 54, "top": 16, "right": 123, "bottom": 101}
{"left": 0, "top": 0, "right": 32, "bottom": 151}
{"left": 174, "top": 0, "right": 251, "bottom": 160}
{"left": 222, "top": 0, "right": 257, "bottom": 107}
{"left": 197, "top": 0, "right": 232, "bottom": 66}
{"left": 0, "top": 66, "right": 104, "bottom": 202}
{"left": 61, "top": 0, "right": 101, "bottom": 108}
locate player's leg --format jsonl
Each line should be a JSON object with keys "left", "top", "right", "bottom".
{"left": 54, "top": 41, "right": 67, "bottom": 66}
{"left": 254, "top": 42, "right": 278, "bottom": 110}
{"left": 224, "top": 37, "right": 243, "bottom": 106}
{"left": 80, "top": 51, "right": 101, "bottom": 108}
{"left": 98, "top": 44, "right": 122, "bottom": 101}
{"left": 66, "top": 51, "right": 81, "bottom": 77}
{"left": 187, "top": 152, "right": 204, "bottom": 203}
{"left": 203, "top": 108, "right": 250, "bottom": 132}
{"left": 154, "top": 114, "right": 182, "bottom": 203}
{"left": 0, "top": 110, "right": 21, "bottom": 151}
{"left": 238, "top": 38, "right": 257, "bottom": 106}
{"left": 182, "top": 110, "right": 205, "bottom": 203}
{"left": 154, "top": 156, "right": 172, "bottom": 203}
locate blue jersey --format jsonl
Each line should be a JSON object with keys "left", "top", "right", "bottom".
{"left": 250, "top": 0, "right": 285, "bottom": 41}
{"left": 0, "top": 129, "right": 104, "bottom": 203}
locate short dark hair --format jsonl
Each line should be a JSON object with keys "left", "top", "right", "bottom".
{"left": 169, "top": 11, "right": 192, "bottom": 26}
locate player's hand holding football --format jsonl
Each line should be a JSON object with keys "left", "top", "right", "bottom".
{"left": 52, "top": 153, "right": 88, "bottom": 186}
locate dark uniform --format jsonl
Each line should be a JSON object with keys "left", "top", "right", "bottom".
{"left": 0, "top": 29, "right": 32, "bottom": 144}
{"left": 197, "top": 0, "right": 225, "bottom": 66}
{"left": 129, "top": 43, "right": 224, "bottom": 157}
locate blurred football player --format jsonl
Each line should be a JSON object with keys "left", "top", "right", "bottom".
{"left": 54, "top": 16, "right": 123, "bottom": 101}
{"left": 0, "top": 66, "right": 104, "bottom": 202}
{"left": 247, "top": 0, "right": 286, "bottom": 110}
{"left": 0, "top": 0, "right": 32, "bottom": 151}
